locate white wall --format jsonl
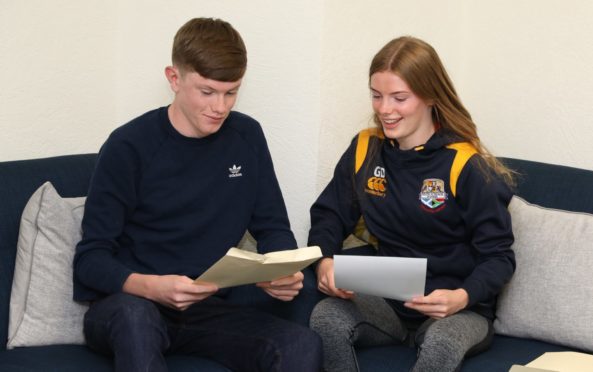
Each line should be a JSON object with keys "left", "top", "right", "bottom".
{"left": 318, "top": 1, "right": 474, "bottom": 189}
{"left": 2, "top": 1, "right": 593, "bottom": 244}
{"left": 0, "top": 1, "right": 117, "bottom": 161}
{"left": 462, "top": 1, "right": 593, "bottom": 169}
{"left": 318, "top": 0, "right": 593, "bottom": 192}
{"left": 0, "top": 0, "right": 322, "bottom": 244}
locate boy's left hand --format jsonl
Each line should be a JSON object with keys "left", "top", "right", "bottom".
{"left": 256, "top": 271, "right": 304, "bottom": 301}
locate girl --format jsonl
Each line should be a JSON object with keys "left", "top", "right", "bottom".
{"left": 308, "top": 36, "right": 516, "bottom": 372}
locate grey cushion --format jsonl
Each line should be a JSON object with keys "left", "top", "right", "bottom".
{"left": 7, "top": 182, "right": 88, "bottom": 348}
{"left": 494, "top": 196, "right": 593, "bottom": 352}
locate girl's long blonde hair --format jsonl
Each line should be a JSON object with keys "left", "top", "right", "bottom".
{"left": 369, "top": 36, "right": 514, "bottom": 186}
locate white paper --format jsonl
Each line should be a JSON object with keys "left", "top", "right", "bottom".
{"left": 334, "top": 255, "right": 427, "bottom": 301}
{"left": 509, "top": 365, "right": 558, "bottom": 372}
{"left": 526, "top": 352, "right": 593, "bottom": 372}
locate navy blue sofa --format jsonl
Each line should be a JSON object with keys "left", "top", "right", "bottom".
{"left": 0, "top": 153, "right": 591, "bottom": 371}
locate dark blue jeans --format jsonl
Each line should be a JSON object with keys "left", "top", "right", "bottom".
{"left": 83, "top": 292, "right": 322, "bottom": 372}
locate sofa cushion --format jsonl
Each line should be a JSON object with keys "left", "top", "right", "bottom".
{"left": 8, "top": 182, "right": 88, "bottom": 348}
{"left": 494, "top": 196, "right": 593, "bottom": 352}
{"left": 0, "top": 154, "right": 96, "bottom": 346}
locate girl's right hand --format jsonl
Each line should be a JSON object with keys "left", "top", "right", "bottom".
{"left": 316, "top": 257, "right": 355, "bottom": 299}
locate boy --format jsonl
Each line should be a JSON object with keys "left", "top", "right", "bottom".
{"left": 74, "top": 17, "right": 322, "bottom": 372}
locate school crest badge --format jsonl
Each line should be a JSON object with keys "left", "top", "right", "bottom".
{"left": 419, "top": 178, "right": 448, "bottom": 211}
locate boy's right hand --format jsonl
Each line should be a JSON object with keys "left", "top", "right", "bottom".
{"left": 316, "top": 257, "right": 355, "bottom": 299}
{"left": 123, "top": 273, "right": 218, "bottom": 311}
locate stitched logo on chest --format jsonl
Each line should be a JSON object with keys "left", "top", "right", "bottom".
{"left": 228, "top": 164, "right": 242, "bottom": 178}
{"left": 364, "top": 166, "right": 387, "bottom": 197}
{"left": 419, "top": 178, "right": 447, "bottom": 211}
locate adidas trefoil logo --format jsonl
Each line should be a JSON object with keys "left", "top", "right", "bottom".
{"left": 228, "top": 164, "right": 242, "bottom": 178}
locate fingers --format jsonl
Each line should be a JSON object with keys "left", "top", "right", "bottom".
{"left": 191, "top": 280, "right": 219, "bottom": 294}
{"left": 336, "top": 289, "right": 355, "bottom": 299}
{"left": 404, "top": 300, "right": 447, "bottom": 318}
{"left": 168, "top": 301, "right": 194, "bottom": 311}
{"left": 269, "top": 271, "right": 304, "bottom": 287}
{"left": 257, "top": 272, "right": 304, "bottom": 290}
{"left": 256, "top": 271, "right": 305, "bottom": 301}
{"left": 403, "top": 289, "right": 468, "bottom": 318}
{"left": 261, "top": 286, "right": 301, "bottom": 301}
{"left": 314, "top": 258, "right": 355, "bottom": 299}
{"left": 326, "top": 287, "right": 354, "bottom": 299}
{"left": 316, "top": 261, "right": 337, "bottom": 294}
{"left": 162, "top": 278, "right": 219, "bottom": 310}
{"left": 258, "top": 282, "right": 301, "bottom": 301}
{"left": 317, "top": 275, "right": 354, "bottom": 299}
{"left": 171, "top": 285, "right": 218, "bottom": 307}
{"left": 317, "top": 277, "right": 333, "bottom": 296}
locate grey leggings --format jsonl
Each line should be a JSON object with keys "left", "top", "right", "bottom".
{"left": 310, "top": 294, "right": 492, "bottom": 372}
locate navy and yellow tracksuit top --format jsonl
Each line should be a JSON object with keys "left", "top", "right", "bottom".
{"left": 308, "top": 128, "right": 515, "bottom": 320}
{"left": 73, "top": 107, "right": 296, "bottom": 301}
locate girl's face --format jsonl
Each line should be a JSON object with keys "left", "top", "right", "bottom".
{"left": 370, "top": 71, "right": 434, "bottom": 150}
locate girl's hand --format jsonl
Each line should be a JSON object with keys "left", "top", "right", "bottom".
{"left": 404, "top": 288, "right": 469, "bottom": 319}
{"left": 316, "top": 257, "right": 355, "bottom": 299}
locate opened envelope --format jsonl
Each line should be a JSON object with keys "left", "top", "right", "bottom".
{"left": 195, "top": 246, "right": 322, "bottom": 288}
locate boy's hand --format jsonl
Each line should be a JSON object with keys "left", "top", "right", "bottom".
{"left": 124, "top": 273, "right": 218, "bottom": 311}
{"left": 257, "top": 271, "right": 304, "bottom": 301}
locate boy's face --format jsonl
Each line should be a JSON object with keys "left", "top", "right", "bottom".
{"left": 166, "top": 66, "right": 242, "bottom": 138}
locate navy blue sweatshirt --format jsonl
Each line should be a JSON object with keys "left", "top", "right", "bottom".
{"left": 308, "top": 129, "right": 515, "bottom": 320}
{"left": 74, "top": 107, "right": 296, "bottom": 301}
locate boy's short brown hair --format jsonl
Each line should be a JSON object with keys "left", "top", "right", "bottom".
{"left": 172, "top": 18, "right": 247, "bottom": 82}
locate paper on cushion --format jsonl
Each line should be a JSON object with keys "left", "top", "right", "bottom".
{"left": 509, "top": 365, "right": 558, "bottom": 372}
{"left": 334, "top": 255, "right": 426, "bottom": 301}
{"left": 526, "top": 352, "right": 593, "bottom": 372}
{"left": 195, "top": 246, "right": 322, "bottom": 288}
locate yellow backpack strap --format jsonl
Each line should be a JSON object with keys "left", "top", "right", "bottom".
{"left": 355, "top": 128, "right": 383, "bottom": 174}
{"left": 445, "top": 142, "right": 478, "bottom": 197}
{"left": 353, "top": 128, "right": 383, "bottom": 248}
{"left": 353, "top": 217, "right": 378, "bottom": 248}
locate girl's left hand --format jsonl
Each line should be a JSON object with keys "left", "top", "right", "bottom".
{"left": 404, "top": 288, "right": 469, "bottom": 319}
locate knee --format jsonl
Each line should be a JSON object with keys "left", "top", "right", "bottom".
{"left": 418, "top": 314, "right": 489, "bottom": 362}
{"left": 310, "top": 298, "right": 353, "bottom": 338}
{"left": 300, "top": 328, "right": 323, "bottom": 356}
{"left": 271, "top": 327, "right": 323, "bottom": 372}
{"left": 293, "top": 328, "right": 323, "bottom": 360}
{"left": 84, "top": 293, "right": 169, "bottom": 357}
{"left": 420, "top": 334, "right": 460, "bottom": 358}
{"left": 417, "top": 326, "right": 466, "bottom": 367}
{"left": 302, "top": 330, "right": 323, "bottom": 370}
{"left": 103, "top": 294, "right": 167, "bottom": 345}
{"left": 111, "top": 294, "right": 161, "bottom": 326}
